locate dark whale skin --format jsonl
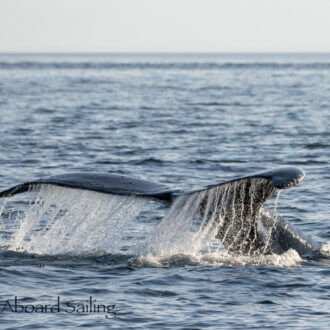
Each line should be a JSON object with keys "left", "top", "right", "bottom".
{"left": 0, "top": 167, "right": 305, "bottom": 200}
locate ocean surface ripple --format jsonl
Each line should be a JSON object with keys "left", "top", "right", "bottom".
{"left": 0, "top": 53, "right": 329, "bottom": 329}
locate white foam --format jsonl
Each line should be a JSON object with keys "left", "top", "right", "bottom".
{"left": 320, "top": 242, "right": 330, "bottom": 256}
{"left": 129, "top": 249, "right": 302, "bottom": 268}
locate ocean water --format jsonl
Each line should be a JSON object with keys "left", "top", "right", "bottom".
{"left": 0, "top": 53, "right": 329, "bottom": 329}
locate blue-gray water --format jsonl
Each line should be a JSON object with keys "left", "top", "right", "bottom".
{"left": 0, "top": 53, "right": 329, "bottom": 329}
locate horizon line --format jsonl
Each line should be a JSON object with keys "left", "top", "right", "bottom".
{"left": 1, "top": 51, "right": 330, "bottom": 55}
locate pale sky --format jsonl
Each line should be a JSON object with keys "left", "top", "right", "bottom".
{"left": 1, "top": 0, "right": 330, "bottom": 53}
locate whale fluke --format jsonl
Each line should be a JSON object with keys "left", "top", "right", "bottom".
{"left": 0, "top": 167, "right": 320, "bottom": 257}
{"left": 0, "top": 173, "right": 173, "bottom": 201}
{"left": 180, "top": 166, "right": 305, "bottom": 195}
{"left": 0, "top": 167, "right": 304, "bottom": 200}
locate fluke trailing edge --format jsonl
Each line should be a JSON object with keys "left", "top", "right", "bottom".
{"left": 0, "top": 167, "right": 322, "bottom": 257}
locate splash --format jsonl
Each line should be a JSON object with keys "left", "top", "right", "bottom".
{"left": 320, "top": 242, "right": 330, "bottom": 256}
{"left": 0, "top": 179, "right": 303, "bottom": 267}
{"left": 133, "top": 179, "right": 302, "bottom": 267}
{"left": 139, "top": 178, "right": 276, "bottom": 256}
{"left": 0, "top": 185, "right": 146, "bottom": 255}
{"left": 138, "top": 190, "right": 216, "bottom": 256}
{"left": 261, "top": 190, "right": 282, "bottom": 254}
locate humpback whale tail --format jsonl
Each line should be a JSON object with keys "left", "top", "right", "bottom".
{"left": 0, "top": 166, "right": 305, "bottom": 200}
{"left": 0, "top": 166, "right": 321, "bottom": 257}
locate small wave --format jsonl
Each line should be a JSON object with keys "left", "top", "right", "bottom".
{"left": 133, "top": 158, "right": 164, "bottom": 165}
{"left": 188, "top": 101, "right": 243, "bottom": 107}
{"left": 304, "top": 143, "right": 329, "bottom": 150}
